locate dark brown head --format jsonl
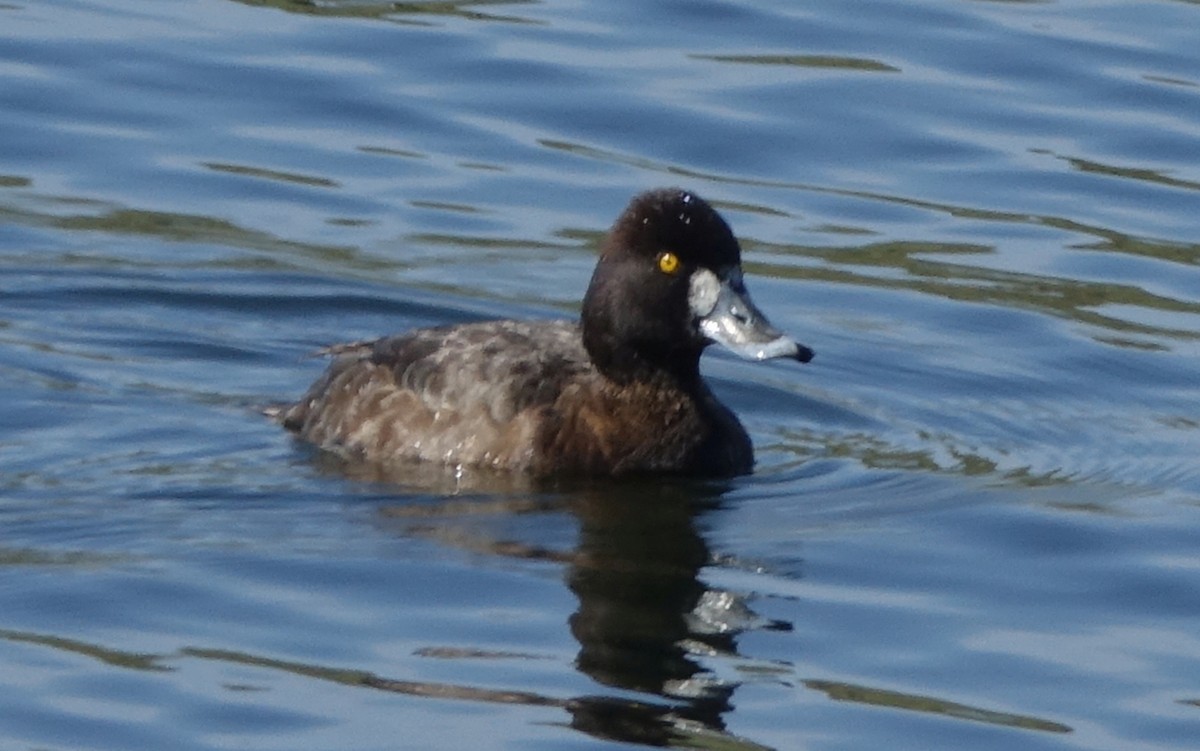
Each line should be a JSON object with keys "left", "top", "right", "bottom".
{"left": 581, "top": 188, "right": 812, "bottom": 385}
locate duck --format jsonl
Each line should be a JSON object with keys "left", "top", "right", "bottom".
{"left": 277, "top": 188, "right": 812, "bottom": 478}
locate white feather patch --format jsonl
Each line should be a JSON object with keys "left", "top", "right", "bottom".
{"left": 688, "top": 268, "right": 721, "bottom": 318}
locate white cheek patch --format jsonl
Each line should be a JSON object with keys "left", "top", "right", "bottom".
{"left": 688, "top": 268, "right": 721, "bottom": 318}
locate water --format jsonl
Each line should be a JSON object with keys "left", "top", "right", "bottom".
{"left": 2, "top": 0, "right": 1199, "bottom": 748}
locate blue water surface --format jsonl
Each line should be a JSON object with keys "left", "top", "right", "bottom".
{"left": 2, "top": 1, "right": 1199, "bottom": 749}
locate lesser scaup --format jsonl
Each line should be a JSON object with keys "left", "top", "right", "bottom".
{"left": 278, "top": 188, "right": 812, "bottom": 478}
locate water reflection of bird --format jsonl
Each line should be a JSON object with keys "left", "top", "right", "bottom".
{"left": 565, "top": 484, "right": 741, "bottom": 744}
{"left": 380, "top": 482, "right": 789, "bottom": 749}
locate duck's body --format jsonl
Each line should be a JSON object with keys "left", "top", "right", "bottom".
{"left": 281, "top": 319, "right": 752, "bottom": 476}
{"left": 279, "top": 188, "right": 811, "bottom": 479}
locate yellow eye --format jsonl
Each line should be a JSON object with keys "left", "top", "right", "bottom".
{"left": 657, "top": 251, "right": 681, "bottom": 275}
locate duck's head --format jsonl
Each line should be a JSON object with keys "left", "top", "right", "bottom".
{"left": 582, "top": 188, "right": 813, "bottom": 384}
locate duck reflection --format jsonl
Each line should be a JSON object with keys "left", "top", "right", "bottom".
{"left": 564, "top": 485, "right": 740, "bottom": 744}
{"left": 372, "top": 471, "right": 783, "bottom": 749}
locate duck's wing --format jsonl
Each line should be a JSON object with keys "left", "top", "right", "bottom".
{"left": 279, "top": 320, "right": 589, "bottom": 469}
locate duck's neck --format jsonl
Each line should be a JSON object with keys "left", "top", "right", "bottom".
{"left": 586, "top": 335, "right": 704, "bottom": 391}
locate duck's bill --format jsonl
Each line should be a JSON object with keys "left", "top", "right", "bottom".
{"left": 693, "top": 271, "right": 814, "bottom": 363}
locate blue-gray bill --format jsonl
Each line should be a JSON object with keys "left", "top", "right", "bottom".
{"left": 696, "top": 275, "right": 814, "bottom": 363}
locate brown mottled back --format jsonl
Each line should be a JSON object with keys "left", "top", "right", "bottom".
{"left": 280, "top": 320, "right": 590, "bottom": 472}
